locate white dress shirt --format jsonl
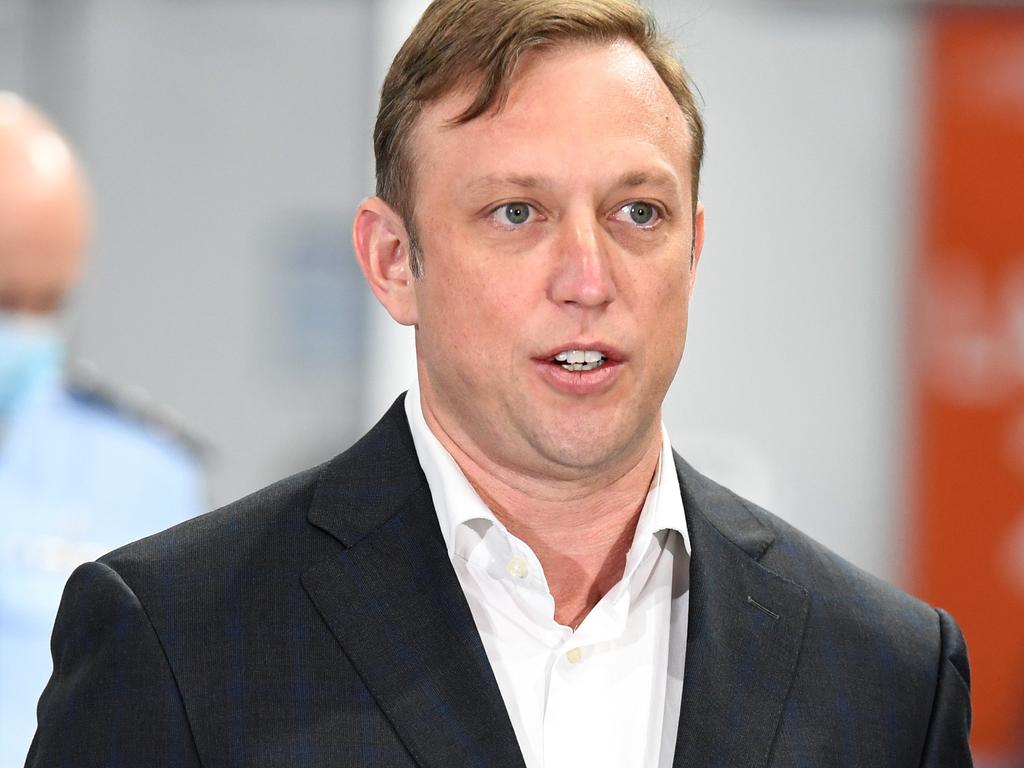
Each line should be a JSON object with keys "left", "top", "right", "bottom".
{"left": 405, "top": 385, "right": 691, "bottom": 768}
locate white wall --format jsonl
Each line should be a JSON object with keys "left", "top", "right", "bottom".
{"left": 654, "top": 1, "right": 919, "bottom": 581}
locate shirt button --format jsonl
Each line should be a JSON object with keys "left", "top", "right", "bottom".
{"left": 505, "top": 556, "right": 529, "bottom": 579}
{"left": 565, "top": 647, "right": 583, "bottom": 664}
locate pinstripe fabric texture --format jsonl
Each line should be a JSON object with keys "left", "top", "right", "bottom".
{"left": 27, "top": 394, "right": 971, "bottom": 767}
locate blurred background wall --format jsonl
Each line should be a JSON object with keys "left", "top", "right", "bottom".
{"left": 1, "top": 0, "right": 1021, "bottom": 764}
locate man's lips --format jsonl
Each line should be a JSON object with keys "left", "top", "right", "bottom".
{"left": 531, "top": 342, "right": 626, "bottom": 395}
{"left": 534, "top": 342, "right": 626, "bottom": 364}
{"left": 533, "top": 357, "right": 622, "bottom": 395}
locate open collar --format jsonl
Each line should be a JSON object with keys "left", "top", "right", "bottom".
{"left": 302, "top": 396, "right": 809, "bottom": 768}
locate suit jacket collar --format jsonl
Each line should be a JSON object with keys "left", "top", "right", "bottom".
{"left": 306, "top": 394, "right": 426, "bottom": 547}
{"left": 303, "top": 396, "right": 808, "bottom": 768}
{"left": 303, "top": 395, "right": 527, "bottom": 768}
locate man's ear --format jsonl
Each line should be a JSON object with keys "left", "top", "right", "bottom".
{"left": 690, "top": 201, "right": 705, "bottom": 278}
{"left": 352, "top": 196, "right": 418, "bottom": 326}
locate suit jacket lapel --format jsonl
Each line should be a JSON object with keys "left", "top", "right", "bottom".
{"left": 301, "top": 397, "right": 526, "bottom": 768}
{"left": 672, "top": 455, "right": 809, "bottom": 768}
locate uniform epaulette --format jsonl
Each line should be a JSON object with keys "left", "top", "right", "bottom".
{"left": 64, "top": 359, "right": 211, "bottom": 461}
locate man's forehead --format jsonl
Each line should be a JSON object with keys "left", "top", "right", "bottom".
{"left": 411, "top": 44, "right": 691, "bottom": 181}
{"left": 419, "top": 39, "right": 683, "bottom": 135}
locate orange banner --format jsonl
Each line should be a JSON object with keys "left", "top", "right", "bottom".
{"left": 911, "top": 9, "right": 1024, "bottom": 760}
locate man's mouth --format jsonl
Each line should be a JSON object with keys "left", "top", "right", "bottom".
{"left": 551, "top": 349, "right": 608, "bottom": 372}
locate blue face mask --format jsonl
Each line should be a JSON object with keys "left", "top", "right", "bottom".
{"left": 0, "top": 313, "right": 64, "bottom": 415}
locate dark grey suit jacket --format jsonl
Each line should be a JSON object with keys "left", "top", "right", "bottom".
{"left": 28, "top": 395, "right": 972, "bottom": 767}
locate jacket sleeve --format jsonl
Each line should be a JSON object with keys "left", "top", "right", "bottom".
{"left": 918, "top": 607, "right": 973, "bottom": 768}
{"left": 25, "top": 560, "right": 202, "bottom": 768}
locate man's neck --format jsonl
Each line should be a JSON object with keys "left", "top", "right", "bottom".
{"left": 420, "top": 399, "right": 662, "bottom": 629}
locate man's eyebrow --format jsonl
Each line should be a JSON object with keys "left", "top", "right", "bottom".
{"left": 465, "top": 174, "right": 554, "bottom": 193}
{"left": 614, "top": 169, "right": 681, "bottom": 191}
{"left": 464, "top": 169, "right": 682, "bottom": 195}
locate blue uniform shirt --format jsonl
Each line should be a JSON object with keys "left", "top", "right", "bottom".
{"left": 0, "top": 366, "right": 205, "bottom": 765}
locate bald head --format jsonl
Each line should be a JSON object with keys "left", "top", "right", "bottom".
{"left": 0, "top": 93, "right": 91, "bottom": 315}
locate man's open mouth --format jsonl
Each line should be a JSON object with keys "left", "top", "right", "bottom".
{"left": 551, "top": 349, "right": 608, "bottom": 372}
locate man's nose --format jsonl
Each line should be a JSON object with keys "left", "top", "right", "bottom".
{"left": 548, "top": 213, "right": 616, "bottom": 309}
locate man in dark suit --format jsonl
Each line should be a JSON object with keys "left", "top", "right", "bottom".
{"left": 28, "top": 0, "right": 972, "bottom": 765}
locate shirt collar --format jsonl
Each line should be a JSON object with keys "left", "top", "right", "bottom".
{"left": 404, "top": 382, "right": 690, "bottom": 565}
{"left": 405, "top": 382, "right": 500, "bottom": 561}
{"left": 616, "top": 422, "right": 691, "bottom": 594}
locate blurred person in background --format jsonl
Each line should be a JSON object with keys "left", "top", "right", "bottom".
{"left": 0, "top": 92, "right": 206, "bottom": 765}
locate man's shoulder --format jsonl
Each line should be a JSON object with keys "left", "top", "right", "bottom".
{"left": 95, "top": 395, "right": 420, "bottom": 592}
{"left": 98, "top": 461, "right": 327, "bottom": 580}
{"left": 752, "top": 494, "right": 934, "bottom": 626}
{"left": 678, "top": 457, "right": 945, "bottom": 646}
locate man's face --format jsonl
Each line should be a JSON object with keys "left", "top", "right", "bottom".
{"left": 409, "top": 40, "right": 704, "bottom": 481}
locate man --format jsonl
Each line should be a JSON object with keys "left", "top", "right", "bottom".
{"left": 28, "top": 1, "right": 971, "bottom": 766}
{"left": 0, "top": 93, "right": 205, "bottom": 765}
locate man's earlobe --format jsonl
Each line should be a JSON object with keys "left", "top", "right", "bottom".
{"left": 352, "top": 197, "right": 418, "bottom": 326}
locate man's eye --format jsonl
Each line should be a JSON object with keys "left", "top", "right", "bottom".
{"left": 492, "top": 202, "right": 533, "bottom": 226}
{"left": 615, "top": 201, "right": 661, "bottom": 228}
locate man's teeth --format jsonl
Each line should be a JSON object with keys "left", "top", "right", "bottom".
{"left": 552, "top": 349, "right": 607, "bottom": 371}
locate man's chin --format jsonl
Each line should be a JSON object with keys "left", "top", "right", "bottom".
{"left": 523, "top": 420, "right": 659, "bottom": 479}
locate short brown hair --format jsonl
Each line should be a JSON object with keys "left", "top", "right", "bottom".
{"left": 374, "top": 0, "right": 705, "bottom": 277}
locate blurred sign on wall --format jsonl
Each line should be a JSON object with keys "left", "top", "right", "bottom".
{"left": 910, "top": 9, "right": 1024, "bottom": 762}
{"left": 274, "top": 212, "right": 368, "bottom": 370}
